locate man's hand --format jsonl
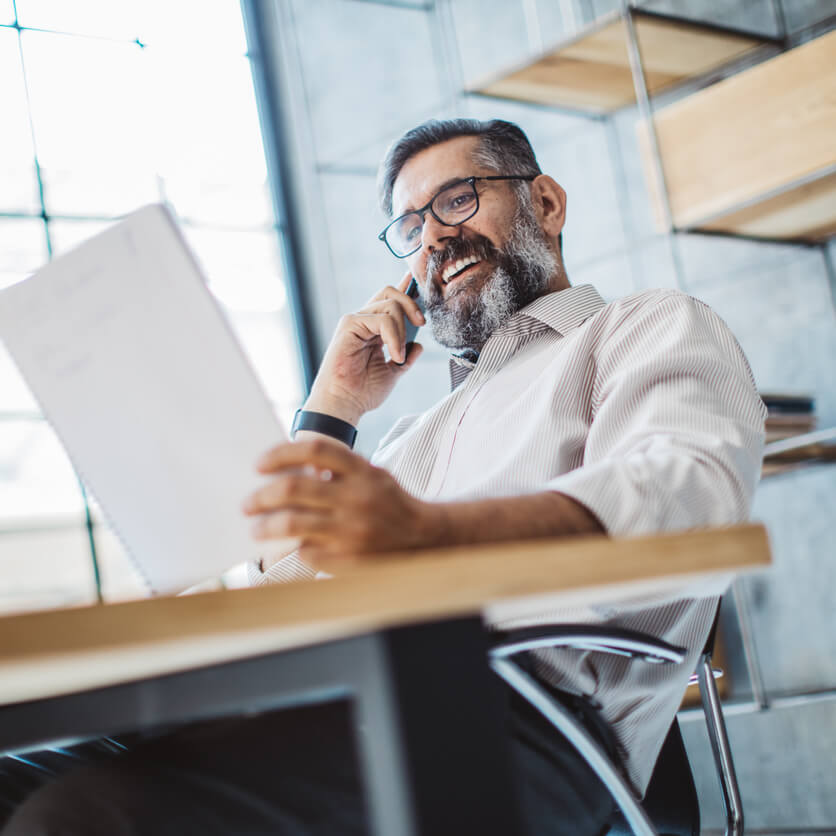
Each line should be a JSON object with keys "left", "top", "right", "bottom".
{"left": 242, "top": 439, "right": 443, "bottom": 568}
{"left": 303, "top": 273, "right": 426, "bottom": 425}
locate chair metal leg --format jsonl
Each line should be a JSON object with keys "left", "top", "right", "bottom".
{"left": 490, "top": 658, "right": 659, "bottom": 836}
{"left": 697, "top": 653, "right": 744, "bottom": 836}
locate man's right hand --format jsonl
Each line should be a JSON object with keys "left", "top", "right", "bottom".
{"left": 302, "top": 272, "right": 426, "bottom": 425}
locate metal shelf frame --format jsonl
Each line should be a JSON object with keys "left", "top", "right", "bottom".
{"left": 469, "top": 3, "right": 783, "bottom": 121}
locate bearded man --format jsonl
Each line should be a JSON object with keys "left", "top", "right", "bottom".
{"left": 3, "top": 119, "right": 766, "bottom": 836}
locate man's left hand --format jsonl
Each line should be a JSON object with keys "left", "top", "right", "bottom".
{"left": 242, "top": 439, "right": 443, "bottom": 568}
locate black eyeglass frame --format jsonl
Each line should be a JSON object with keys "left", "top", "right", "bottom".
{"left": 378, "top": 174, "right": 537, "bottom": 258}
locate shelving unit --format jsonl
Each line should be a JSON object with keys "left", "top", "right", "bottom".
{"left": 638, "top": 30, "right": 836, "bottom": 242}
{"left": 761, "top": 427, "right": 836, "bottom": 478}
{"left": 471, "top": 1, "right": 836, "bottom": 719}
{"left": 471, "top": 8, "right": 771, "bottom": 113}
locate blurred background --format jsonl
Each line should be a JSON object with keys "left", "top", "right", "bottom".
{"left": 1, "top": 1, "right": 834, "bottom": 831}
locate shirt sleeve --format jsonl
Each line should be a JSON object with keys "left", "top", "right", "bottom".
{"left": 546, "top": 292, "right": 767, "bottom": 536}
{"left": 246, "top": 552, "right": 316, "bottom": 587}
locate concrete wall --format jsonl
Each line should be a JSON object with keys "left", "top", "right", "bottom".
{"left": 270, "top": 0, "right": 836, "bottom": 830}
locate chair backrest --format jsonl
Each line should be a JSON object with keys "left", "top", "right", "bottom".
{"left": 606, "top": 719, "right": 699, "bottom": 836}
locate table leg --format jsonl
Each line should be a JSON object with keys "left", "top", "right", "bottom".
{"left": 351, "top": 616, "right": 521, "bottom": 836}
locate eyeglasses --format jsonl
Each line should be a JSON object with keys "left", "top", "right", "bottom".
{"left": 378, "top": 175, "right": 537, "bottom": 258}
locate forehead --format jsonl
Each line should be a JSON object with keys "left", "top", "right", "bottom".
{"left": 391, "top": 135, "right": 483, "bottom": 216}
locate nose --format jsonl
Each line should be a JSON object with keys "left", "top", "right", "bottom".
{"left": 421, "top": 212, "right": 461, "bottom": 254}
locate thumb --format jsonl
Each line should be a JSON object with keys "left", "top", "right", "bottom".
{"left": 389, "top": 341, "right": 424, "bottom": 371}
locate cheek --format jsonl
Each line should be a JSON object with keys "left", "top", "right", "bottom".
{"left": 407, "top": 253, "right": 428, "bottom": 284}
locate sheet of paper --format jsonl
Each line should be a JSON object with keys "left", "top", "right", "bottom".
{"left": 0, "top": 205, "right": 289, "bottom": 594}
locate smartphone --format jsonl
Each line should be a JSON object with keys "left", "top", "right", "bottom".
{"left": 403, "top": 276, "right": 425, "bottom": 347}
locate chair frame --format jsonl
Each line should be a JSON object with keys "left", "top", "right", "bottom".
{"left": 489, "top": 625, "right": 744, "bottom": 836}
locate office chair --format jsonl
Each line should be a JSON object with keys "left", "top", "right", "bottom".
{"left": 489, "top": 617, "right": 743, "bottom": 836}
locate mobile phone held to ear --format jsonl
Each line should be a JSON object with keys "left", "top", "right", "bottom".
{"left": 403, "top": 276, "right": 425, "bottom": 347}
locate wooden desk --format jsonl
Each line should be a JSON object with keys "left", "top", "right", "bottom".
{"left": 0, "top": 525, "right": 770, "bottom": 836}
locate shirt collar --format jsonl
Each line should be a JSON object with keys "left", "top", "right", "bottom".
{"left": 448, "top": 284, "right": 606, "bottom": 390}
{"left": 502, "top": 284, "right": 606, "bottom": 337}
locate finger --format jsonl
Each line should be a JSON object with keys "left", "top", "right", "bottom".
{"left": 379, "top": 313, "right": 407, "bottom": 364}
{"left": 366, "top": 286, "right": 425, "bottom": 326}
{"left": 341, "top": 310, "right": 415, "bottom": 347}
{"left": 242, "top": 472, "right": 335, "bottom": 516}
{"left": 251, "top": 508, "right": 333, "bottom": 542}
{"left": 365, "top": 284, "right": 401, "bottom": 306}
{"left": 353, "top": 306, "right": 406, "bottom": 362}
{"left": 397, "top": 271, "right": 412, "bottom": 292}
{"left": 257, "top": 438, "right": 360, "bottom": 475}
{"left": 398, "top": 341, "right": 424, "bottom": 370}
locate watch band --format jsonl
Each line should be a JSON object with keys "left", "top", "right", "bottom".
{"left": 291, "top": 409, "right": 357, "bottom": 449}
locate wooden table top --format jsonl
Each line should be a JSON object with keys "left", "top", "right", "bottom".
{"left": 0, "top": 524, "right": 771, "bottom": 706}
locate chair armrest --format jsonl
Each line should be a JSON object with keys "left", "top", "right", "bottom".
{"left": 489, "top": 625, "right": 687, "bottom": 665}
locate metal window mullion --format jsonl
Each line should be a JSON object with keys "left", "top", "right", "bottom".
{"left": 13, "top": 7, "right": 104, "bottom": 603}
{"left": 240, "top": 0, "right": 320, "bottom": 393}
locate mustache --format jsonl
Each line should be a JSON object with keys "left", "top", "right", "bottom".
{"left": 424, "top": 235, "right": 498, "bottom": 286}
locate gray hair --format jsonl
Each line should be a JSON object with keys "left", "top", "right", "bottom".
{"left": 377, "top": 118, "right": 541, "bottom": 217}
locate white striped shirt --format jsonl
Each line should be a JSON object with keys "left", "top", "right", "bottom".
{"left": 250, "top": 284, "right": 766, "bottom": 792}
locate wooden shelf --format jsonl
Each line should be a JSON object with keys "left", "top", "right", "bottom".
{"left": 640, "top": 30, "right": 836, "bottom": 242}
{"left": 471, "top": 10, "right": 767, "bottom": 113}
{"left": 761, "top": 427, "right": 836, "bottom": 478}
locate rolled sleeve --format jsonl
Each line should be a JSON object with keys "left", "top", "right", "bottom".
{"left": 547, "top": 293, "right": 766, "bottom": 536}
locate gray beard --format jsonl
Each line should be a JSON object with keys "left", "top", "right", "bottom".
{"left": 424, "top": 202, "right": 561, "bottom": 353}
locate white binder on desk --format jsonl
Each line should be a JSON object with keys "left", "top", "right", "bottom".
{"left": 0, "top": 205, "right": 289, "bottom": 595}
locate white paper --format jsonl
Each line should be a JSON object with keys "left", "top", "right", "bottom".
{"left": 0, "top": 205, "right": 288, "bottom": 594}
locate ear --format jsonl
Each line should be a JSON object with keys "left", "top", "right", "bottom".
{"left": 530, "top": 175, "right": 567, "bottom": 240}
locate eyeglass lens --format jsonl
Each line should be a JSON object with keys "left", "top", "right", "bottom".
{"left": 388, "top": 180, "right": 478, "bottom": 256}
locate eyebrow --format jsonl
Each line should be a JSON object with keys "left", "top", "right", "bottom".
{"left": 396, "top": 175, "right": 470, "bottom": 217}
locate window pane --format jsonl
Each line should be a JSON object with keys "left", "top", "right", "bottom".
{"left": 1, "top": 3, "right": 14, "bottom": 24}
{"left": 228, "top": 311, "right": 305, "bottom": 423}
{"left": 149, "top": 51, "right": 271, "bottom": 226}
{"left": 49, "top": 219, "right": 117, "bottom": 257}
{"left": 0, "top": 345, "right": 39, "bottom": 414}
{"left": 134, "top": 0, "right": 247, "bottom": 55}
{"left": 0, "top": 420, "right": 85, "bottom": 521}
{"left": 3, "top": 2, "right": 305, "bottom": 613}
{"left": 0, "top": 526, "right": 97, "bottom": 615}
{"left": 182, "top": 225, "right": 303, "bottom": 411}
{"left": 0, "top": 218, "right": 47, "bottom": 414}
{"left": 0, "top": 217, "right": 47, "bottom": 288}
{"left": 16, "top": 0, "right": 247, "bottom": 54}
{"left": 165, "top": 178, "right": 273, "bottom": 230}
{"left": 16, "top": 0, "right": 144, "bottom": 39}
{"left": 21, "top": 30, "right": 159, "bottom": 216}
{"left": 183, "top": 226, "right": 288, "bottom": 313}
{"left": 0, "top": 29, "right": 41, "bottom": 212}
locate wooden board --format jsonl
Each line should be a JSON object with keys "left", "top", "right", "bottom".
{"left": 0, "top": 525, "right": 771, "bottom": 705}
{"left": 474, "top": 13, "right": 763, "bottom": 112}
{"left": 698, "top": 169, "right": 836, "bottom": 242}
{"left": 640, "top": 30, "right": 836, "bottom": 239}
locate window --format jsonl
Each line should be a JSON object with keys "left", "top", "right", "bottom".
{"left": 0, "top": 1, "right": 304, "bottom": 612}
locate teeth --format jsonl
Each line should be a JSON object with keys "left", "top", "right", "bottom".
{"left": 441, "top": 255, "right": 479, "bottom": 284}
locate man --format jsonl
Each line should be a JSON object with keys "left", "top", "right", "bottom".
{"left": 3, "top": 119, "right": 766, "bottom": 835}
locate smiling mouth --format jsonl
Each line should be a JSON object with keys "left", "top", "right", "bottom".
{"left": 441, "top": 255, "right": 481, "bottom": 285}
